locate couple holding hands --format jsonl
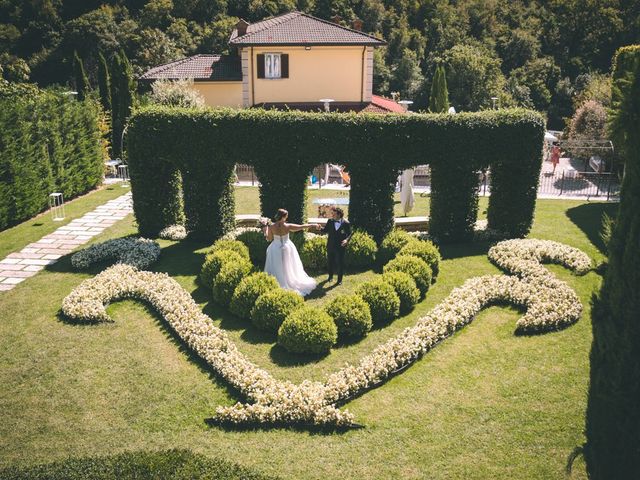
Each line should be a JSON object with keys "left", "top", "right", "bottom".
{"left": 263, "top": 207, "right": 351, "bottom": 296}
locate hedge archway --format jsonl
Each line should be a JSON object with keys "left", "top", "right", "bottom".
{"left": 127, "top": 107, "right": 544, "bottom": 242}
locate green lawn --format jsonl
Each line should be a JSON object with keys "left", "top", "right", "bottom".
{"left": 0, "top": 191, "right": 617, "bottom": 479}
{"left": 0, "top": 184, "right": 130, "bottom": 260}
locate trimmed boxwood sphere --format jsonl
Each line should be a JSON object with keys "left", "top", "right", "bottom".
{"left": 325, "top": 294, "right": 372, "bottom": 338}
{"left": 210, "top": 239, "right": 250, "bottom": 260}
{"left": 300, "top": 235, "right": 327, "bottom": 272}
{"left": 278, "top": 306, "right": 338, "bottom": 354}
{"left": 251, "top": 289, "right": 305, "bottom": 333}
{"left": 345, "top": 230, "right": 377, "bottom": 270}
{"left": 212, "top": 257, "right": 253, "bottom": 306}
{"left": 378, "top": 229, "right": 415, "bottom": 266}
{"left": 235, "top": 229, "right": 269, "bottom": 267}
{"left": 383, "top": 255, "right": 432, "bottom": 297}
{"left": 355, "top": 279, "right": 400, "bottom": 324}
{"left": 230, "top": 272, "right": 279, "bottom": 320}
{"left": 200, "top": 249, "right": 244, "bottom": 289}
{"left": 381, "top": 271, "right": 420, "bottom": 314}
{"left": 399, "top": 239, "right": 441, "bottom": 277}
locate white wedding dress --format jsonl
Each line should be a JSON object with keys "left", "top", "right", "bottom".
{"left": 264, "top": 233, "right": 317, "bottom": 296}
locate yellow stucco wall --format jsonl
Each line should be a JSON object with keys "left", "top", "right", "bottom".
{"left": 191, "top": 82, "right": 243, "bottom": 108}
{"left": 248, "top": 46, "right": 366, "bottom": 104}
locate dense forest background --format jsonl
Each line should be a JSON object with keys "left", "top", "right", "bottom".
{"left": 1, "top": 0, "right": 639, "bottom": 127}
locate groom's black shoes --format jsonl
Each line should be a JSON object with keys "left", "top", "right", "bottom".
{"left": 327, "top": 276, "right": 333, "bottom": 282}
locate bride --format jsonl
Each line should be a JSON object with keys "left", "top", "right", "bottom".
{"left": 264, "top": 209, "right": 318, "bottom": 296}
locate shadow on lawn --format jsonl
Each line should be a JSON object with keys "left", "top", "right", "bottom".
{"left": 566, "top": 202, "right": 619, "bottom": 255}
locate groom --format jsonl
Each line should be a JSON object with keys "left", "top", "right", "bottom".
{"left": 321, "top": 207, "right": 352, "bottom": 285}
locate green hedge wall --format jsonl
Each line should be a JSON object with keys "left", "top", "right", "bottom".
{"left": 127, "top": 107, "right": 544, "bottom": 242}
{"left": 0, "top": 87, "right": 104, "bottom": 230}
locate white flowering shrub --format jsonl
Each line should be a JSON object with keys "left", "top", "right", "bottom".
{"left": 62, "top": 238, "right": 590, "bottom": 427}
{"left": 159, "top": 225, "right": 187, "bottom": 240}
{"left": 70, "top": 237, "right": 160, "bottom": 270}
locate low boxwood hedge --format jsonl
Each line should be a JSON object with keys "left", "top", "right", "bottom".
{"left": 278, "top": 306, "right": 337, "bottom": 354}
{"left": 381, "top": 271, "right": 420, "bottom": 314}
{"left": 325, "top": 294, "right": 372, "bottom": 338}
{"left": 212, "top": 257, "right": 253, "bottom": 306}
{"left": 378, "top": 229, "right": 416, "bottom": 266}
{"left": 235, "top": 229, "right": 269, "bottom": 267}
{"left": 383, "top": 255, "right": 433, "bottom": 297}
{"left": 251, "top": 289, "right": 305, "bottom": 333}
{"left": 300, "top": 235, "right": 327, "bottom": 272}
{"left": 355, "top": 279, "right": 401, "bottom": 325}
{"left": 230, "top": 272, "right": 279, "bottom": 320}
{"left": 210, "top": 239, "right": 250, "bottom": 260}
{"left": 398, "top": 239, "right": 441, "bottom": 277}
{"left": 200, "top": 249, "right": 244, "bottom": 289}
{"left": 345, "top": 230, "right": 377, "bottom": 270}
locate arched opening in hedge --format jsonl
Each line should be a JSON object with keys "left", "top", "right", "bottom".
{"left": 127, "top": 107, "right": 544, "bottom": 243}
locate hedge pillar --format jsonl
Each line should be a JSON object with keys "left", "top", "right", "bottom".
{"left": 487, "top": 120, "right": 543, "bottom": 238}
{"left": 255, "top": 163, "right": 309, "bottom": 224}
{"left": 585, "top": 45, "right": 640, "bottom": 479}
{"left": 181, "top": 161, "right": 235, "bottom": 240}
{"left": 429, "top": 161, "right": 479, "bottom": 242}
{"left": 349, "top": 163, "right": 397, "bottom": 243}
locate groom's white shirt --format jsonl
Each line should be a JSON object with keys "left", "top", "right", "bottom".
{"left": 334, "top": 219, "right": 342, "bottom": 231}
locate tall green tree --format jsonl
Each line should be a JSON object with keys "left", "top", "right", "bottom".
{"left": 585, "top": 45, "right": 640, "bottom": 479}
{"left": 110, "top": 50, "right": 135, "bottom": 159}
{"left": 429, "top": 64, "right": 449, "bottom": 112}
{"left": 72, "top": 50, "right": 90, "bottom": 100}
{"left": 97, "top": 51, "right": 111, "bottom": 111}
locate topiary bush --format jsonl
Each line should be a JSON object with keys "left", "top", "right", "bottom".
{"left": 378, "top": 229, "right": 416, "bottom": 266}
{"left": 355, "top": 279, "right": 400, "bottom": 325}
{"left": 399, "top": 239, "right": 441, "bottom": 277}
{"left": 200, "top": 250, "right": 244, "bottom": 289}
{"left": 300, "top": 235, "right": 327, "bottom": 272}
{"left": 235, "top": 229, "right": 269, "bottom": 267}
{"left": 383, "top": 255, "right": 433, "bottom": 297}
{"left": 210, "top": 239, "right": 250, "bottom": 260}
{"left": 381, "top": 271, "right": 420, "bottom": 314}
{"left": 229, "top": 272, "right": 279, "bottom": 320}
{"left": 212, "top": 257, "right": 253, "bottom": 306}
{"left": 345, "top": 230, "right": 377, "bottom": 270}
{"left": 278, "top": 306, "right": 337, "bottom": 354}
{"left": 325, "top": 294, "right": 372, "bottom": 338}
{"left": 251, "top": 289, "right": 305, "bottom": 333}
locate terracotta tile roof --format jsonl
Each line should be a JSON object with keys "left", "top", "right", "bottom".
{"left": 139, "top": 54, "right": 242, "bottom": 81}
{"left": 229, "top": 11, "right": 385, "bottom": 46}
{"left": 369, "top": 95, "right": 407, "bottom": 113}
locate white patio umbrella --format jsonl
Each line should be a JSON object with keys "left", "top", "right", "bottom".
{"left": 400, "top": 168, "right": 415, "bottom": 216}
{"left": 544, "top": 131, "right": 558, "bottom": 142}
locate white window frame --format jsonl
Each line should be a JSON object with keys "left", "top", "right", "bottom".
{"left": 264, "top": 53, "right": 281, "bottom": 79}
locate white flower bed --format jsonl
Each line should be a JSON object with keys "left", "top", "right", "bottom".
{"left": 159, "top": 225, "right": 187, "bottom": 240}
{"left": 62, "top": 238, "right": 590, "bottom": 427}
{"left": 70, "top": 237, "right": 160, "bottom": 270}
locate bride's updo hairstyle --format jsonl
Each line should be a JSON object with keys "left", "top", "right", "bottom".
{"left": 274, "top": 209, "right": 288, "bottom": 222}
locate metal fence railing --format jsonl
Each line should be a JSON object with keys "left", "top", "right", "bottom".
{"left": 538, "top": 170, "right": 620, "bottom": 199}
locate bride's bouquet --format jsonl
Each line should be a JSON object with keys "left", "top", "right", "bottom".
{"left": 257, "top": 217, "right": 272, "bottom": 233}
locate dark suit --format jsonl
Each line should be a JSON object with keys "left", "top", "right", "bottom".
{"left": 322, "top": 218, "right": 352, "bottom": 282}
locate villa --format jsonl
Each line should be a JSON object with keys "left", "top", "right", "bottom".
{"left": 140, "top": 11, "right": 405, "bottom": 113}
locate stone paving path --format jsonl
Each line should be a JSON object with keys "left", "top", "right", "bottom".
{"left": 0, "top": 192, "right": 132, "bottom": 292}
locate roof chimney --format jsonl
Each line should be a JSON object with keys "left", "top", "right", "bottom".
{"left": 330, "top": 15, "right": 342, "bottom": 25}
{"left": 352, "top": 19, "right": 363, "bottom": 31}
{"left": 236, "top": 19, "right": 249, "bottom": 37}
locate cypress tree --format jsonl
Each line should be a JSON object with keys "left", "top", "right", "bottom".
{"left": 110, "top": 53, "right": 122, "bottom": 158}
{"left": 72, "top": 50, "right": 90, "bottom": 101}
{"left": 585, "top": 45, "right": 640, "bottom": 478}
{"left": 429, "top": 64, "right": 449, "bottom": 113}
{"left": 97, "top": 51, "right": 111, "bottom": 112}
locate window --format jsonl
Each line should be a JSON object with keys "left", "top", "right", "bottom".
{"left": 265, "top": 53, "right": 281, "bottom": 79}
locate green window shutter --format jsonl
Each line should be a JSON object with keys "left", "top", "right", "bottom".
{"left": 257, "top": 54, "right": 265, "bottom": 78}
